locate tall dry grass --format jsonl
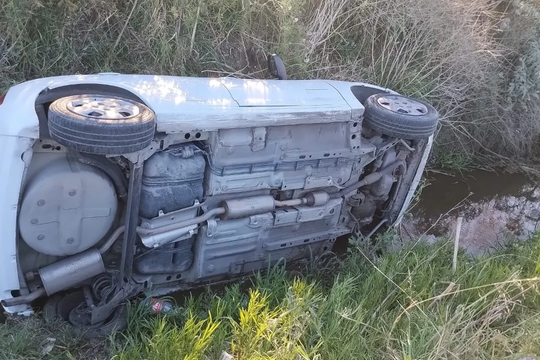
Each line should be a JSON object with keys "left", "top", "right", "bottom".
{"left": 1, "top": 0, "right": 540, "bottom": 166}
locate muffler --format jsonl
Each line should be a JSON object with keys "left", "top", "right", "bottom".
{"left": 39, "top": 248, "right": 105, "bottom": 295}
{"left": 2, "top": 248, "right": 105, "bottom": 307}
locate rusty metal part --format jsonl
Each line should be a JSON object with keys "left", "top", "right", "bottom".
{"left": 331, "top": 160, "right": 405, "bottom": 198}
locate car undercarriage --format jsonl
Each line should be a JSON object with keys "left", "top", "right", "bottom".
{"left": 0, "top": 70, "right": 438, "bottom": 336}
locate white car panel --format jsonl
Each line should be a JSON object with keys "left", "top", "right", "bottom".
{"left": 0, "top": 135, "right": 34, "bottom": 315}
{"left": 0, "top": 75, "right": 369, "bottom": 138}
{"left": 0, "top": 74, "right": 433, "bottom": 317}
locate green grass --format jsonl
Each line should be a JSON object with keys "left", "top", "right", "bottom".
{"left": 432, "top": 149, "right": 475, "bottom": 173}
{"left": 0, "top": 317, "right": 100, "bottom": 359}
{"left": 114, "top": 234, "right": 540, "bottom": 359}
{"left": 3, "top": 234, "right": 540, "bottom": 359}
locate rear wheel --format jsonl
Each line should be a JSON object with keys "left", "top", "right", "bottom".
{"left": 43, "top": 291, "right": 127, "bottom": 338}
{"left": 48, "top": 95, "right": 156, "bottom": 155}
{"left": 363, "top": 93, "right": 439, "bottom": 140}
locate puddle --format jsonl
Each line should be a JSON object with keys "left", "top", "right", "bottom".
{"left": 403, "top": 170, "right": 540, "bottom": 255}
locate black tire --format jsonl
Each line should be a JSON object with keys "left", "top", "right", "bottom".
{"left": 43, "top": 291, "right": 128, "bottom": 338}
{"left": 363, "top": 93, "right": 439, "bottom": 140}
{"left": 48, "top": 95, "right": 156, "bottom": 155}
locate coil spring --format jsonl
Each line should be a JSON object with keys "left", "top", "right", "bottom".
{"left": 92, "top": 274, "right": 113, "bottom": 301}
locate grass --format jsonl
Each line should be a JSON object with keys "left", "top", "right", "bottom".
{"left": 0, "top": 317, "right": 106, "bottom": 359}
{"left": 432, "top": 151, "right": 475, "bottom": 173}
{"left": 2, "top": 1, "right": 540, "bottom": 357}
{"left": 4, "top": 233, "right": 540, "bottom": 359}
{"left": 3, "top": 0, "right": 540, "bottom": 166}
{"left": 112, "top": 235, "right": 540, "bottom": 359}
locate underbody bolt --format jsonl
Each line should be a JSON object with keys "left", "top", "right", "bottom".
{"left": 69, "top": 190, "right": 76, "bottom": 196}
{"left": 31, "top": 218, "right": 38, "bottom": 224}
{"left": 37, "top": 199, "right": 45, "bottom": 206}
{"left": 37, "top": 234, "right": 45, "bottom": 240}
{"left": 25, "top": 271, "right": 35, "bottom": 281}
{"left": 67, "top": 237, "right": 74, "bottom": 244}
{"left": 207, "top": 265, "right": 215, "bottom": 273}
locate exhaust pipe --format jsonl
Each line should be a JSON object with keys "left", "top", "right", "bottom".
{"left": 1, "top": 288, "right": 46, "bottom": 307}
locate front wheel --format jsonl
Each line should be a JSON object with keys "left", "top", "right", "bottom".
{"left": 363, "top": 93, "right": 439, "bottom": 140}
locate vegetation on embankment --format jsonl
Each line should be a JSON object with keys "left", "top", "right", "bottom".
{"left": 3, "top": 233, "right": 540, "bottom": 359}
{"left": 2, "top": 0, "right": 540, "bottom": 169}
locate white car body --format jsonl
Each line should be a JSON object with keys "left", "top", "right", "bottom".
{"left": 0, "top": 74, "right": 432, "bottom": 316}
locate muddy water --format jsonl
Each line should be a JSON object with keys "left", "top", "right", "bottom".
{"left": 404, "top": 170, "right": 540, "bottom": 255}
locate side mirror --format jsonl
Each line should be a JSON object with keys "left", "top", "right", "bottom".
{"left": 267, "top": 54, "right": 287, "bottom": 80}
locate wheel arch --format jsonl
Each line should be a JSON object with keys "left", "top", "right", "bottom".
{"left": 35, "top": 84, "right": 147, "bottom": 139}
{"left": 349, "top": 83, "right": 399, "bottom": 105}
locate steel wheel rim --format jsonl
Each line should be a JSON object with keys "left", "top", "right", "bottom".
{"left": 377, "top": 95, "right": 428, "bottom": 116}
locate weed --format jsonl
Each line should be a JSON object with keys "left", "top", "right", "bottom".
{"left": 116, "top": 312, "right": 219, "bottom": 360}
{"left": 0, "top": 316, "right": 100, "bottom": 359}
{"left": 3, "top": 1, "right": 540, "bottom": 165}
{"left": 104, "top": 236, "right": 540, "bottom": 359}
{"left": 434, "top": 149, "right": 475, "bottom": 172}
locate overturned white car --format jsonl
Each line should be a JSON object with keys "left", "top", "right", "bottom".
{"left": 0, "top": 68, "right": 437, "bottom": 335}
